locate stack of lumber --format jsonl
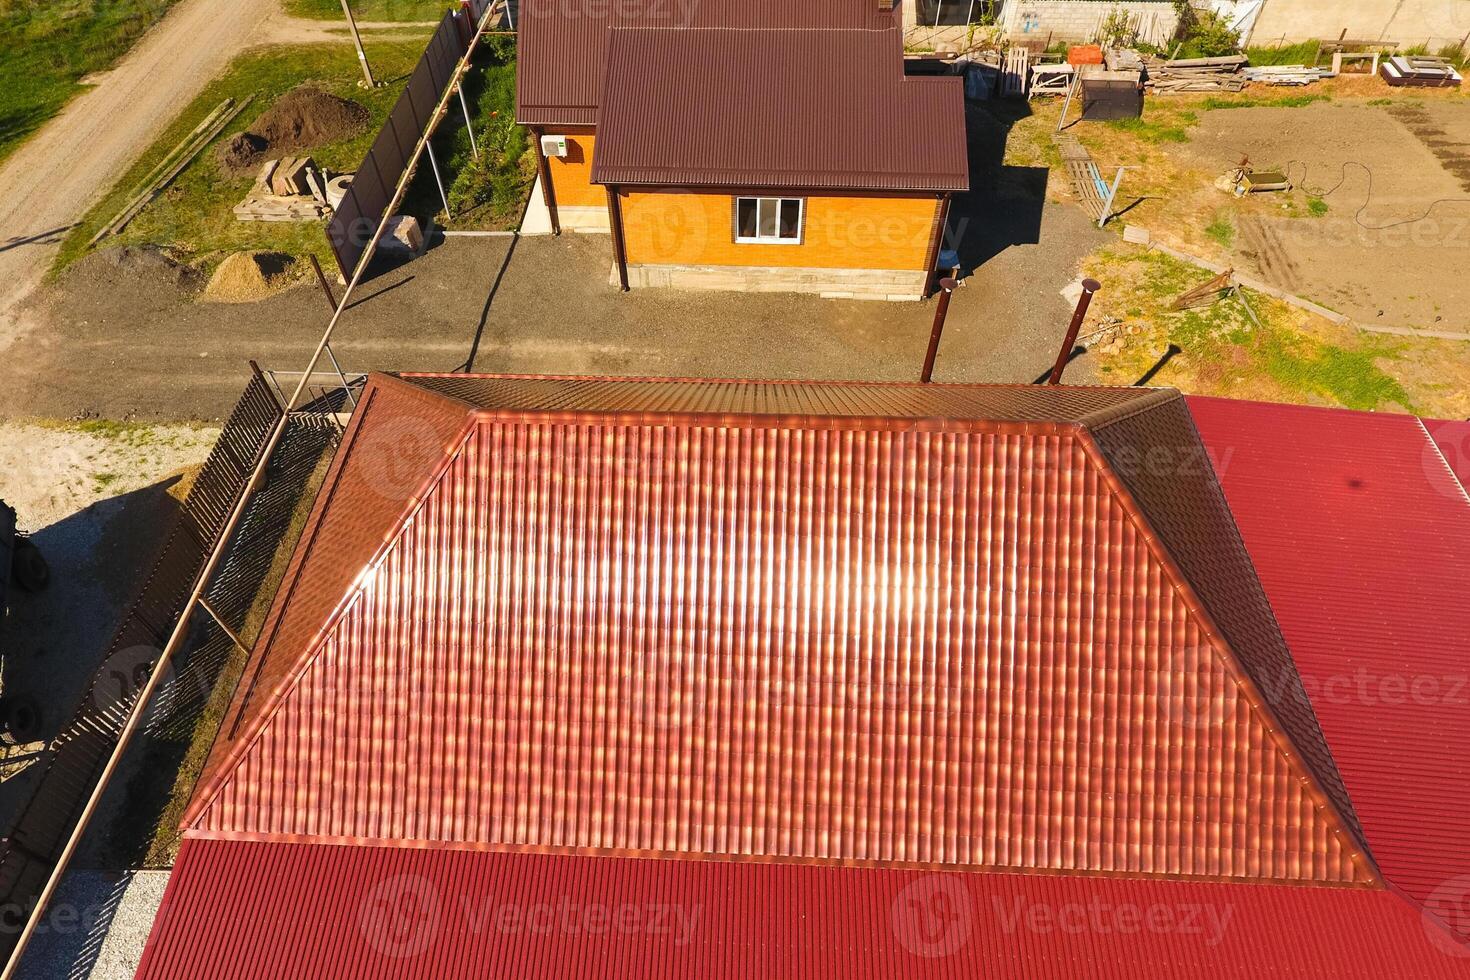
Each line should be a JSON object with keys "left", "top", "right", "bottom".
{"left": 1242, "top": 64, "right": 1333, "bottom": 85}
{"left": 89, "top": 96, "right": 254, "bottom": 246}
{"left": 1144, "top": 55, "right": 1247, "bottom": 93}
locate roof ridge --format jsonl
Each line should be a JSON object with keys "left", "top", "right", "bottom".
{"left": 1072, "top": 425, "right": 1380, "bottom": 885}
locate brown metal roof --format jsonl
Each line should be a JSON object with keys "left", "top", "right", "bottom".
{"left": 516, "top": 0, "right": 897, "bottom": 127}
{"left": 186, "top": 374, "right": 1372, "bottom": 886}
{"left": 590, "top": 28, "right": 968, "bottom": 192}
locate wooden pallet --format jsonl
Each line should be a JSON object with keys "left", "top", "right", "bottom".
{"left": 1002, "top": 47, "right": 1030, "bottom": 97}
{"left": 1054, "top": 136, "right": 1108, "bottom": 220}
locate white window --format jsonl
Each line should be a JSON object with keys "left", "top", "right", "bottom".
{"left": 734, "top": 197, "right": 804, "bottom": 244}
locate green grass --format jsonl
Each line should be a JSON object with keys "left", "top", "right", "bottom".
{"left": 1099, "top": 248, "right": 1413, "bottom": 412}
{"left": 1257, "top": 330, "right": 1412, "bottom": 411}
{"left": 1201, "top": 93, "right": 1330, "bottom": 111}
{"left": 1246, "top": 40, "right": 1322, "bottom": 66}
{"left": 404, "top": 39, "right": 530, "bottom": 229}
{"left": 1306, "top": 196, "right": 1329, "bottom": 217}
{"left": 0, "top": 0, "right": 183, "bottom": 165}
{"left": 1105, "top": 115, "right": 1191, "bottom": 144}
{"left": 283, "top": 0, "right": 453, "bottom": 20}
{"left": 53, "top": 40, "right": 431, "bottom": 277}
{"left": 1205, "top": 213, "right": 1235, "bottom": 250}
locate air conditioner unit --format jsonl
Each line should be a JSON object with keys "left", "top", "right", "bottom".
{"left": 540, "top": 135, "right": 568, "bottom": 158}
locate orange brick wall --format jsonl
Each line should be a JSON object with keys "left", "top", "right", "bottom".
{"left": 618, "top": 189, "right": 941, "bottom": 271}
{"left": 543, "top": 126, "right": 604, "bottom": 208}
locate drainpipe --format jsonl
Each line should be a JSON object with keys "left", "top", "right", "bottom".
{"left": 530, "top": 125, "right": 561, "bottom": 236}
{"left": 606, "top": 184, "right": 630, "bottom": 292}
{"left": 921, "top": 277, "right": 960, "bottom": 383}
{"left": 922, "top": 192, "right": 953, "bottom": 297}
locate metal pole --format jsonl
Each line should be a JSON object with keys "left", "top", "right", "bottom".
{"left": 426, "top": 140, "right": 452, "bottom": 219}
{"left": 458, "top": 84, "right": 480, "bottom": 161}
{"left": 0, "top": 9, "right": 501, "bottom": 975}
{"left": 1099, "top": 166, "right": 1127, "bottom": 228}
{"left": 307, "top": 254, "right": 337, "bottom": 312}
{"left": 1057, "top": 69, "right": 1080, "bottom": 132}
{"left": 1048, "top": 278, "right": 1101, "bottom": 385}
{"left": 323, "top": 342, "right": 358, "bottom": 410}
{"left": 921, "top": 277, "right": 960, "bottom": 383}
{"left": 340, "top": 0, "right": 377, "bottom": 89}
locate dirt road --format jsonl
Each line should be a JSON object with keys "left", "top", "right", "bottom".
{"left": 0, "top": 0, "right": 279, "bottom": 351}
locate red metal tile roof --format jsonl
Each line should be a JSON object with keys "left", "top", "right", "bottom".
{"left": 135, "top": 837, "right": 1470, "bottom": 980}
{"left": 590, "top": 29, "right": 968, "bottom": 192}
{"left": 1188, "top": 397, "right": 1470, "bottom": 940}
{"left": 516, "top": 0, "right": 896, "bottom": 127}
{"left": 185, "top": 376, "right": 1370, "bottom": 885}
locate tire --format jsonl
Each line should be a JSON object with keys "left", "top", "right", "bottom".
{"left": 11, "top": 539, "right": 49, "bottom": 592}
{"left": 0, "top": 695, "right": 44, "bottom": 745}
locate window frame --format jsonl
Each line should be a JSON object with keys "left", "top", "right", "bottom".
{"left": 733, "top": 196, "right": 805, "bottom": 245}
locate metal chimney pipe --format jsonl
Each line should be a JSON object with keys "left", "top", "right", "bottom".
{"left": 1048, "top": 278, "right": 1101, "bottom": 386}
{"left": 921, "top": 277, "right": 960, "bottom": 383}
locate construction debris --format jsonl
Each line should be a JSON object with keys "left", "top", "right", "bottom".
{"left": 1144, "top": 55, "right": 1247, "bottom": 93}
{"left": 233, "top": 156, "right": 332, "bottom": 222}
{"left": 1381, "top": 55, "right": 1464, "bottom": 88}
{"left": 380, "top": 215, "right": 426, "bottom": 255}
{"left": 1242, "top": 64, "right": 1333, "bottom": 85}
{"left": 1215, "top": 157, "right": 1293, "bottom": 196}
{"left": 1001, "top": 46, "right": 1030, "bottom": 97}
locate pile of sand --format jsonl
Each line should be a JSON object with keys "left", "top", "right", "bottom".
{"left": 216, "top": 86, "right": 370, "bottom": 173}
{"left": 101, "top": 245, "right": 201, "bottom": 291}
{"left": 201, "top": 251, "right": 298, "bottom": 303}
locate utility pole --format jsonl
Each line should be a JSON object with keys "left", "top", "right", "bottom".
{"left": 341, "top": 0, "right": 377, "bottom": 89}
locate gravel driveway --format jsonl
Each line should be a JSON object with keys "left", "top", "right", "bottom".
{"left": 3, "top": 192, "right": 1107, "bottom": 423}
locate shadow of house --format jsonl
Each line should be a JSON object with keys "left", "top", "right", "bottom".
{"left": 0, "top": 479, "right": 186, "bottom": 750}
{"left": 948, "top": 100, "right": 1048, "bottom": 278}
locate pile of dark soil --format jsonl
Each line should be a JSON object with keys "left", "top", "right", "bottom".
{"left": 216, "top": 85, "right": 370, "bottom": 174}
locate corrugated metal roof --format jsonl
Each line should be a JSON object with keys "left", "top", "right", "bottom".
{"left": 590, "top": 29, "right": 968, "bottom": 192}
{"left": 186, "top": 376, "right": 1369, "bottom": 885}
{"left": 1424, "top": 417, "right": 1470, "bottom": 495}
{"left": 1188, "top": 397, "right": 1470, "bottom": 941}
{"left": 516, "top": 0, "right": 896, "bottom": 127}
{"left": 135, "top": 838, "right": 1470, "bottom": 980}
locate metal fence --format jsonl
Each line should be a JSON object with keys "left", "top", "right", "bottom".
{"left": 326, "top": 10, "right": 471, "bottom": 280}
{"left": 0, "top": 371, "right": 285, "bottom": 953}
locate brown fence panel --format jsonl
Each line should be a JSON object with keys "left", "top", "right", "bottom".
{"left": 326, "top": 10, "right": 470, "bottom": 279}
{"left": 0, "top": 371, "right": 285, "bottom": 952}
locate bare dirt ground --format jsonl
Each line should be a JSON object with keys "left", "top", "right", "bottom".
{"left": 1173, "top": 101, "right": 1470, "bottom": 333}
{"left": 0, "top": 199, "right": 1107, "bottom": 421}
